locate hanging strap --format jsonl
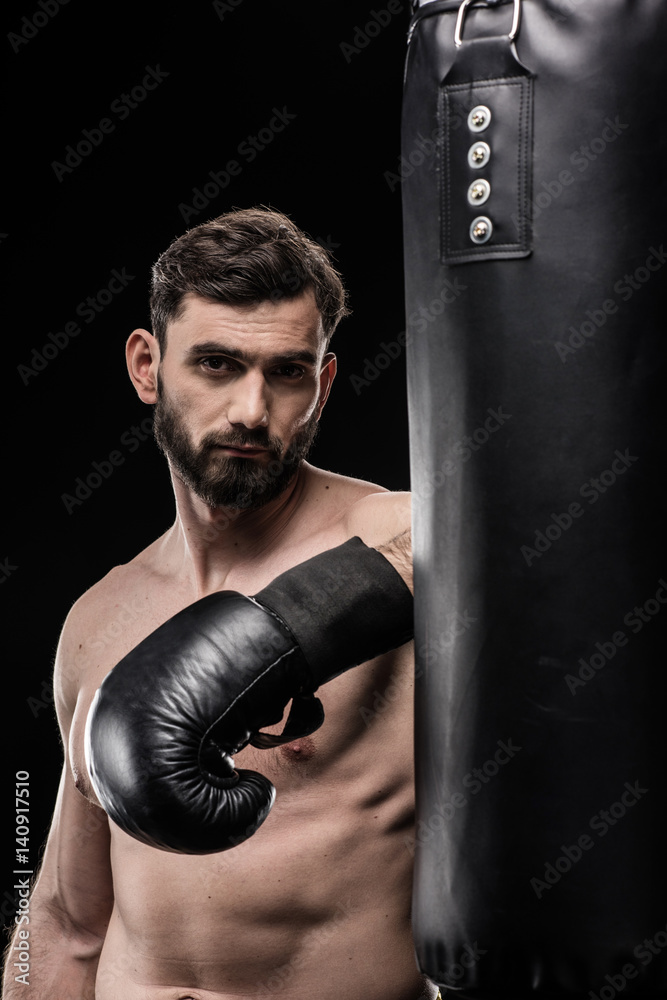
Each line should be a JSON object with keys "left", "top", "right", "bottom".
{"left": 437, "top": 0, "right": 534, "bottom": 264}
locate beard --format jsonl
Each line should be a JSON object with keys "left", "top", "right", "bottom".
{"left": 153, "top": 383, "right": 320, "bottom": 511}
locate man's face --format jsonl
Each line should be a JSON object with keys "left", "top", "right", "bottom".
{"left": 152, "top": 290, "right": 335, "bottom": 510}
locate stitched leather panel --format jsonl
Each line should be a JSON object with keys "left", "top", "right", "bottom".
{"left": 439, "top": 60, "right": 533, "bottom": 264}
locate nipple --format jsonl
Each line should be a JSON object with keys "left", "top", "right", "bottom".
{"left": 279, "top": 736, "right": 317, "bottom": 760}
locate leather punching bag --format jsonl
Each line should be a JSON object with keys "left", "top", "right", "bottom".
{"left": 403, "top": 1, "right": 667, "bottom": 997}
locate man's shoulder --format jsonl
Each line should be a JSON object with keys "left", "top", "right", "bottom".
{"left": 304, "top": 463, "right": 388, "bottom": 497}
{"left": 304, "top": 464, "right": 411, "bottom": 547}
{"left": 55, "top": 534, "right": 173, "bottom": 680}
{"left": 66, "top": 536, "right": 166, "bottom": 621}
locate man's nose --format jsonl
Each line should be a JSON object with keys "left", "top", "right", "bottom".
{"left": 226, "top": 372, "right": 269, "bottom": 429}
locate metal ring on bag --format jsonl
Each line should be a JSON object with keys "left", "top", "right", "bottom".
{"left": 454, "top": 0, "right": 521, "bottom": 48}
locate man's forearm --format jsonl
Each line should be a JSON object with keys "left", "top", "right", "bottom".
{"left": 2, "top": 919, "right": 103, "bottom": 1000}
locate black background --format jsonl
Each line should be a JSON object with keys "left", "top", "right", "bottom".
{"left": 2, "top": 0, "right": 412, "bottom": 934}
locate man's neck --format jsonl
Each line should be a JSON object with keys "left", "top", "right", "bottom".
{"left": 165, "top": 464, "right": 310, "bottom": 597}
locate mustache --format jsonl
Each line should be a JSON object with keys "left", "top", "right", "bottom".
{"left": 200, "top": 429, "right": 281, "bottom": 451}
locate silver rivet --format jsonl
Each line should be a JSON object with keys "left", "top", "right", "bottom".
{"left": 468, "top": 141, "right": 490, "bottom": 168}
{"left": 470, "top": 216, "right": 493, "bottom": 244}
{"left": 467, "top": 179, "right": 490, "bottom": 206}
{"left": 468, "top": 105, "right": 491, "bottom": 132}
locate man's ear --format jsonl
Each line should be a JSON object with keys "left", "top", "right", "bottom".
{"left": 127, "top": 329, "right": 160, "bottom": 404}
{"left": 316, "top": 353, "right": 337, "bottom": 419}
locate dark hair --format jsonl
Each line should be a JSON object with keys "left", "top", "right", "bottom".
{"left": 150, "top": 206, "right": 350, "bottom": 350}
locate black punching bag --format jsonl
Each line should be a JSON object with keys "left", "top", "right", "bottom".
{"left": 403, "top": 1, "right": 667, "bottom": 996}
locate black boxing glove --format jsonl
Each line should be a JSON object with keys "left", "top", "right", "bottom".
{"left": 84, "top": 536, "right": 413, "bottom": 854}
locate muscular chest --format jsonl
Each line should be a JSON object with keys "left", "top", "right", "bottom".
{"left": 68, "top": 595, "right": 190, "bottom": 803}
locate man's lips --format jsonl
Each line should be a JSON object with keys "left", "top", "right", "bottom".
{"left": 212, "top": 444, "right": 269, "bottom": 457}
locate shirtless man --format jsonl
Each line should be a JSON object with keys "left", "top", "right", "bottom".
{"left": 2, "top": 207, "right": 439, "bottom": 1000}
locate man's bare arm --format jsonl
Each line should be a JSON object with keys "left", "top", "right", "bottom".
{"left": 343, "top": 491, "right": 413, "bottom": 592}
{"left": 2, "top": 775, "right": 113, "bottom": 1000}
{"left": 2, "top": 603, "right": 114, "bottom": 999}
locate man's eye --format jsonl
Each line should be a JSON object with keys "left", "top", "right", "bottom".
{"left": 201, "top": 357, "right": 233, "bottom": 371}
{"left": 273, "top": 365, "right": 304, "bottom": 378}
